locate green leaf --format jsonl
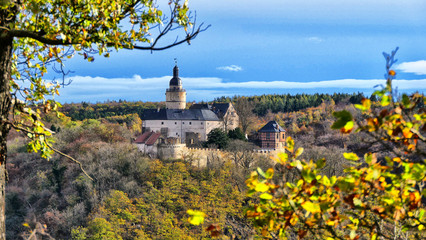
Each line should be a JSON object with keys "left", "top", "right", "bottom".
{"left": 316, "top": 158, "right": 326, "bottom": 169}
{"left": 343, "top": 152, "right": 359, "bottom": 161}
{"left": 302, "top": 169, "right": 316, "bottom": 183}
{"left": 402, "top": 94, "right": 411, "bottom": 108}
{"left": 419, "top": 209, "right": 425, "bottom": 220}
{"left": 331, "top": 110, "right": 353, "bottom": 129}
{"left": 364, "top": 153, "right": 376, "bottom": 165}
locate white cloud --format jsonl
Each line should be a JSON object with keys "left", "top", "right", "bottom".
{"left": 217, "top": 65, "right": 243, "bottom": 72}
{"left": 55, "top": 75, "right": 426, "bottom": 103}
{"left": 396, "top": 60, "right": 426, "bottom": 75}
{"left": 306, "top": 37, "right": 323, "bottom": 43}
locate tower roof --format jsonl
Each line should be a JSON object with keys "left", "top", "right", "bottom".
{"left": 258, "top": 121, "right": 285, "bottom": 133}
{"left": 141, "top": 109, "right": 220, "bottom": 121}
{"left": 169, "top": 65, "right": 182, "bottom": 86}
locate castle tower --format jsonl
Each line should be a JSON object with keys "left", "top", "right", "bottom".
{"left": 166, "top": 65, "right": 186, "bottom": 109}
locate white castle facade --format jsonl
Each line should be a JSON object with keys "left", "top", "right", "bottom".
{"left": 137, "top": 65, "right": 239, "bottom": 150}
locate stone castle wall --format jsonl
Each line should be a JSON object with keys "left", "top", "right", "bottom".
{"left": 157, "top": 145, "right": 280, "bottom": 167}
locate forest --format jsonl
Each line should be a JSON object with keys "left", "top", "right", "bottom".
{"left": 2, "top": 0, "right": 424, "bottom": 239}
{"left": 6, "top": 82, "right": 425, "bottom": 239}
{"left": 60, "top": 92, "right": 367, "bottom": 121}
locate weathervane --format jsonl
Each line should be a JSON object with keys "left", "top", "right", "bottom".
{"left": 174, "top": 58, "right": 178, "bottom": 66}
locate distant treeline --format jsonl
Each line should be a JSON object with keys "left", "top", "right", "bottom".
{"left": 60, "top": 100, "right": 165, "bottom": 121}
{"left": 61, "top": 92, "right": 367, "bottom": 120}
{"left": 213, "top": 92, "right": 367, "bottom": 116}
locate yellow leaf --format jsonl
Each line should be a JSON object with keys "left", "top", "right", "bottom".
{"left": 255, "top": 183, "right": 269, "bottom": 192}
{"left": 326, "top": 220, "right": 335, "bottom": 226}
{"left": 276, "top": 152, "right": 288, "bottom": 164}
{"left": 341, "top": 120, "right": 354, "bottom": 133}
{"left": 187, "top": 210, "right": 205, "bottom": 225}
{"left": 259, "top": 193, "right": 273, "bottom": 200}
{"left": 381, "top": 95, "right": 390, "bottom": 106}
{"left": 343, "top": 152, "right": 359, "bottom": 161}
{"left": 295, "top": 147, "right": 304, "bottom": 158}
{"left": 301, "top": 201, "right": 321, "bottom": 214}
{"left": 322, "top": 175, "right": 331, "bottom": 186}
{"left": 286, "top": 136, "right": 294, "bottom": 152}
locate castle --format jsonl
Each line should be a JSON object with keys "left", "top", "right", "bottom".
{"left": 136, "top": 65, "right": 239, "bottom": 155}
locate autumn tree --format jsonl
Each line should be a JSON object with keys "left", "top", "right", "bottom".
{"left": 234, "top": 97, "right": 255, "bottom": 134}
{"left": 190, "top": 48, "right": 426, "bottom": 239}
{"left": 245, "top": 48, "right": 426, "bottom": 239}
{"left": 0, "top": 0, "right": 206, "bottom": 237}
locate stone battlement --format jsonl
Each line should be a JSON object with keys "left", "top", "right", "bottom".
{"left": 156, "top": 144, "right": 281, "bottom": 167}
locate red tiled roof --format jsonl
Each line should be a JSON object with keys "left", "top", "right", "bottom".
{"left": 134, "top": 132, "right": 152, "bottom": 143}
{"left": 145, "top": 132, "right": 161, "bottom": 145}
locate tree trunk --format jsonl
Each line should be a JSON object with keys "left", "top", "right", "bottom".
{"left": 0, "top": 14, "right": 14, "bottom": 240}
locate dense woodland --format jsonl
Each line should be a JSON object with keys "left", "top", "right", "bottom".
{"left": 60, "top": 92, "right": 367, "bottom": 121}
{"left": 2, "top": 0, "right": 423, "bottom": 238}
{"left": 7, "top": 88, "right": 424, "bottom": 239}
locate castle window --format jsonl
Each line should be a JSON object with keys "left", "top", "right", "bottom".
{"left": 201, "top": 122, "right": 203, "bottom": 125}
{"left": 175, "top": 122, "right": 177, "bottom": 125}
{"left": 161, "top": 122, "right": 164, "bottom": 125}
{"left": 276, "top": 134, "right": 279, "bottom": 139}
{"left": 176, "top": 133, "right": 178, "bottom": 135}
{"left": 189, "top": 122, "right": 192, "bottom": 125}
{"left": 183, "top": 122, "right": 185, "bottom": 124}
{"left": 282, "top": 133, "right": 285, "bottom": 138}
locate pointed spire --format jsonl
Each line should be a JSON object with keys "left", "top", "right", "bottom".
{"left": 169, "top": 60, "right": 182, "bottom": 86}
{"left": 173, "top": 58, "right": 179, "bottom": 78}
{"left": 173, "top": 65, "right": 179, "bottom": 78}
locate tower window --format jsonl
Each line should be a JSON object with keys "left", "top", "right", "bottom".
{"left": 175, "top": 122, "right": 177, "bottom": 125}
{"left": 189, "top": 122, "right": 192, "bottom": 125}
{"left": 161, "top": 122, "right": 164, "bottom": 125}
{"left": 183, "top": 122, "right": 185, "bottom": 124}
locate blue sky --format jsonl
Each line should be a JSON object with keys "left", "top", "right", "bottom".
{"left": 54, "top": 0, "right": 426, "bottom": 103}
